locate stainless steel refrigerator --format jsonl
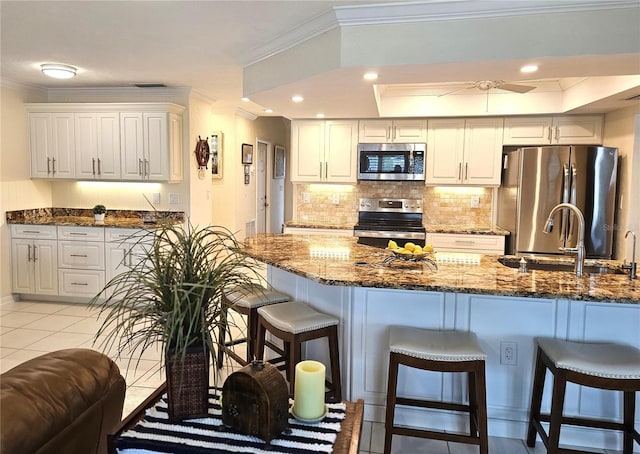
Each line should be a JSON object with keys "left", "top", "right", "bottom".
{"left": 497, "top": 146, "right": 618, "bottom": 259}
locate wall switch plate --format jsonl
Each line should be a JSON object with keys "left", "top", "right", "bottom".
{"left": 500, "top": 341, "right": 517, "bottom": 365}
{"left": 302, "top": 192, "right": 311, "bottom": 203}
{"left": 471, "top": 195, "right": 480, "bottom": 208}
{"left": 168, "top": 193, "right": 180, "bottom": 204}
{"left": 152, "top": 193, "right": 160, "bottom": 204}
{"left": 332, "top": 193, "right": 340, "bottom": 205}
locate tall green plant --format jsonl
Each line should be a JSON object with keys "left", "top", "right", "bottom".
{"left": 89, "top": 220, "right": 263, "bottom": 382}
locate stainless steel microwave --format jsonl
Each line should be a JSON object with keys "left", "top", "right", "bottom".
{"left": 357, "top": 143, "right": 426, "bottom": 181}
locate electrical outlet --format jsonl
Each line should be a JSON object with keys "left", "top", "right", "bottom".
{"left": 152, "top": 192, "right": 160, "bottom": 204}
{"left": 302, "top": 192, "right": 311, "bottom": 203}
{"left": 500, "top": 341, "right": 517, "bottom": 365}
{"left": 168, "top": 193, "right": 180, "bottom": 204}
{"left": 471, "top": 195, "right": 480, "bottom": 208}
{"left": 332, "top": 193, "right": 340, "bottom": 205}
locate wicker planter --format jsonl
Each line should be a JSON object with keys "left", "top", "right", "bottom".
{"left": 165, "top": 344, "right": 210, "bottom": 421}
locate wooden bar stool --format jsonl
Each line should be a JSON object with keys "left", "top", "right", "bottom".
{"left": 255, "top": 301, "right": 342, "bottom": 401}
{"left": 384, "top": 326, "right": 488, "bottom": 454}
{"left": 527, "top": 337, "right": 640, "bottom": 454}
{"left": 217, "top": 284, "right": 289, "bottom": 368}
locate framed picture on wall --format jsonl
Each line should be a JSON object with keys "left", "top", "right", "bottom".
{"left": 241, "top": 143, "right": 253, "bottom": 164}
{"left": 274, "top": 145, "right": 285, "bottom": 179}
{"left": 209, "top": 132, "right": 223, "bottom": 179}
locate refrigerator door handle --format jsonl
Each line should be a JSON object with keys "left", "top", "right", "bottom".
{"left": 567, "top": 164, "right": 578, "bottom": 245}
{"left": 560, "top": 164, "right": 571, "bottom": 244}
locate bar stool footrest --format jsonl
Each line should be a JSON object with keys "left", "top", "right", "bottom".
{"left": 391, "top": 426, "right": 481, "bottom": 446}
{"left": 396, "top": 396, "right": 472, "bottom": 413}
{"left": 539, "top": 413, "right": 630, "bottom": 431}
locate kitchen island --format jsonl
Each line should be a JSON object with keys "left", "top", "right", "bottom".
{"left": 242, "top": 234, "right": 639, "bottom": 450}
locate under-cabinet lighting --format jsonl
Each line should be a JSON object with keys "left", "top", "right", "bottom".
{"left": 77, "top": 181, "right": 162, "bottom": 191}
{"left": 308, "top": 184, "right": 354, "bottom": 192}
{"left": 432, "top": 186, "right": 486, "bottom": 195}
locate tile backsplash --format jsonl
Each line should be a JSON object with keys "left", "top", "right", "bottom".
{"left": 294, "top": 182, "right": 493, "bottom": 227}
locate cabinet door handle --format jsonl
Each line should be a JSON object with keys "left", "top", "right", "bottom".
{"left": 52, "top": 158, "right": 56, "bottom": 175}
{"left": 71, "top": 282, "right": 88, "bottom": 286}
{"left": 69, "top": 232, "right": 87, "bottom": 236}
{"left": 465, "top": 162, "right": 468, "bottom": 181}
{"left": 555, "top": 126, "right": 560, "bottom": 142}
{"left": 138, "top": 159, "right": 143, "bottom": 176}
{"left": 458, "top": 163, "right": 462, "bottom": 180}
{"left": 455, "top": 240, "right": 475, "bottom": 245}
{"left": 392, "top": 126, "right": 396, "bottom": 140}
{"left": 92, "top": 158, "right": 96, "bottom": 175}
{"left": 27, "top": 244, "right": 32, "bottom": 262}
{"left": 325, "top": 162, "right": 328, "bottom": 180}
{"left": 47, "top": 157, "right": 51, "bottom": 174}
{"left": 70, "top": 254, "right": 88, "bottom": 258}
{"left": 145, "top": 159, "right": 150, "bottom": 177}
{"left": 548, "top": 126, "right": 552, "bottom": 142}
{"left": 128, "top": 248, "right": 134, "bottom": 266}
{"left": 33, "top": 245, "right": 37, "bottom": 262}
{"left": 97, "top": 158, "right": 102, "bottom": 175}
{"left": 23, "top": 230, "right": 41, "bottom": 234}
{"left": 319, "top": 162, "right": 323, "bottom": 179}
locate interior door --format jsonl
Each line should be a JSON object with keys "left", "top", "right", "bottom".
{"left": 256, "top": 140, "right": 268, "bottom": 234}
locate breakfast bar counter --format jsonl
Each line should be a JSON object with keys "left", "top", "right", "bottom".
{"left": 242, "top": 234, "right": 640, "bottom": 304}
{"left": 242, "top": 234, "right": 639, "bottom": 450}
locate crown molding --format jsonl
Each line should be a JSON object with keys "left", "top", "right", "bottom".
{"left": 45, "top": 86, "right": 191, "bottom": 104}
{"left": 240, "top": 0, "right": 638, "bottom": 66}
{"left": 0, "top": 79, "right": 48, "bottom": 98}
{"left": 235, "top": 108, "right": 258, "bottom": 120}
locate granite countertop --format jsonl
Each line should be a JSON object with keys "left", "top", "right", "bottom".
{"left": 283, "top": 221, "right": 509, "bottom": 235}
{"left": 241, "top": 234, "right": 640, "bottom": 304}
{"left": 284, "top": 221, "right": 355, "bottom": 230}
{"left": 6, "top": 208, "right": 185, "bottom": 229}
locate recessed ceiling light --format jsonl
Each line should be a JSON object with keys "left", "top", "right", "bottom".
{"left": 241, "top": 97, "right": 250, "bottom": 102}
{"left": 520, "top": 65, "right": 538, "bottom": 74}
{"left": 363, "top": 72, "right": 378, "bottom": 81}
{"left": 291, "top": 95, "right": 304, "bottom": 103}
{"left": 41, "top": 63, "right": 77, "bottom": 79}
{"left": 316, "top": 113, "right": 325, "bottom": 118}
{"left": 264, "top": 108, "right": 273, "bottom": 113}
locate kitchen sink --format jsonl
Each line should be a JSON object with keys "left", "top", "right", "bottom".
{"left": 497, "top": 257, "right": 625, "bottom": 275}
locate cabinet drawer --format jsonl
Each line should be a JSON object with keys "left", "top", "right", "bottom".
{"left": 105, "top": 227, "right": 148, "bottom": 242}
{"left": 58, "top": 226, "right": 105, "bottom": 241}
{"left": 58, "top": 241, "right": 105, "bottom": 269}
{"left": 58, "top": 269, "right": 105, "bottom": 297}
{"left": 429, "top": 233, "right": 505, "bottom": 254}
{"left": 10, "top": 224, "right": 57, "bottom": 240}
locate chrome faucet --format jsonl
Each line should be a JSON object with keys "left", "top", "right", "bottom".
{"left": 543, "top": 203, "right": 586, "bottom": 277}
{"left": 622, "top": 230, "right": 637, "bottom": 279}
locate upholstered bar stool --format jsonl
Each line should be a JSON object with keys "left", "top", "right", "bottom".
{"left": 255, "top": 301, "right": 342, "bottom": 401}
{"left": 527, "top": 337, "right": 640, "bottom": 454}
{"left": 384, "top": 326, "right": 488, "bottom": 454}
{"left": 217, "top": 284, "right": 290, "bottom": 367}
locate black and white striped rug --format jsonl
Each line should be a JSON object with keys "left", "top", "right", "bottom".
{"left": 115, "top": 389, "right": 346, "bottom": 454}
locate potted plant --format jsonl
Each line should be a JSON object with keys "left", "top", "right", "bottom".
{"left": 89, "top": 220, "right": 263, "bottom": 420}
{"left": 93, "top": 204, "right": 106, "bottom": 222}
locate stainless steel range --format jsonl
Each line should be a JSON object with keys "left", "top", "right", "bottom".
{"left": 354, "top": 197, "right": 426, "bottom": 248}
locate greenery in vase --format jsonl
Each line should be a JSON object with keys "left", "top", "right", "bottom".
{"left": 93, "top": 204, "right": 107, "bottom": 215}
{"left": 89, "top": 219, "right": 263, "bottom": 383}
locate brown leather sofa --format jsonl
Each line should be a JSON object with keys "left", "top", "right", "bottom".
{"left": 0, "top": 348, "right": 126, "bottom": 454}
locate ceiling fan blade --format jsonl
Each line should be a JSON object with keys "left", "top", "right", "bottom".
{"left": 437, "top": 85, "right": 474, "bottom": 97}
{"left": 495, "top": 83, "right": 535, "bottom": 94}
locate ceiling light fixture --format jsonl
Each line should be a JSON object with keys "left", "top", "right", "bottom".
{"left": 241, "top": 97, "right": 250, "bottom": 102}
{"left": 291, "top": 95, "right": 304, "bottom": 103}
{"left": 363, "top": 72, "right": 378, "bottom": 81}
{"left": 264, "top": 108, "right": 273, "bottom": 113}
{"left": 520, "top": 64, "right": 538, "bottom": 73}
{"left": 316, "top": 113, "right": 325, "bottom": 118}
{"left": 40, "top": 63, "right": 77, "bottom": 79}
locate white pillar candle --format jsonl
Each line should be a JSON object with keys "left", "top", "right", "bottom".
{"left": 292, "top": 360, "right": 326, "bottom": 420}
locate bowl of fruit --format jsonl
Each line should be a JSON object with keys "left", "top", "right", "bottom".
{"left": 386, "top": 240, "right": 436, "bottom": 262}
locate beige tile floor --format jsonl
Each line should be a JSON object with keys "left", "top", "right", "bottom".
{"left": 1, "top": 300, "right": 634, "bottom": 454}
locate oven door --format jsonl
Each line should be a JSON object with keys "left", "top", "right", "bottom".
{"left": 354, "top": 229, "right": 426, "bottom": 248}
{"left": 357, "top": 143, "right": 425, "bottom": 181}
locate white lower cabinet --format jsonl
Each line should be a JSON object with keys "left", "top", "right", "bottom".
{"left": 105, "top": 228, "right": 150, "bottom": 284}
{"left": 428, "top": 232, "right": 505, "bottom": 254}
{"left": 11, "top": 226, "right": 58, "bottom": 296}
{"left": 57, "top": 226, "right": 105, "bottom": 297}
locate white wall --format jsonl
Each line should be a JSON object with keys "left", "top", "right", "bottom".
{"left": 603, "top": 103, "right": 640, "bottom": 260}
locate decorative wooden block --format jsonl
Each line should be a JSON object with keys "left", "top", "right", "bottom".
{"left": 221, "top": 360, "right": 289, "bottom": 442}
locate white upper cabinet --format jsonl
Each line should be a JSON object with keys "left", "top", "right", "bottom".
{"left": 26, "top": 103, "right": 184, "bottom": 182}
{"left": 291, "top": 120, "right": 358, "bottom": 183}
{"left": 75, "top": 112, "right": 121, "bottom": 180}
{"left": 358, "top": 119, "right": 427, "bottom": 143}
{"left": 426, "top": 117, "right": 503, "bottom": 186}
{"left": 503, "top": 115, "right": 603, "bottom": 145}
{"left": 29, "top": 112, "right": 76, "bottom": 179}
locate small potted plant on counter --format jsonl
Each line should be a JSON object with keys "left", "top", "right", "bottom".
{"left": 93, "top": 204, "right": 106, "bottom": 222}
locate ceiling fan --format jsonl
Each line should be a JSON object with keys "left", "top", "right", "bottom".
{"left": 438, "top": 80, "right": 536, "bottom": 97}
